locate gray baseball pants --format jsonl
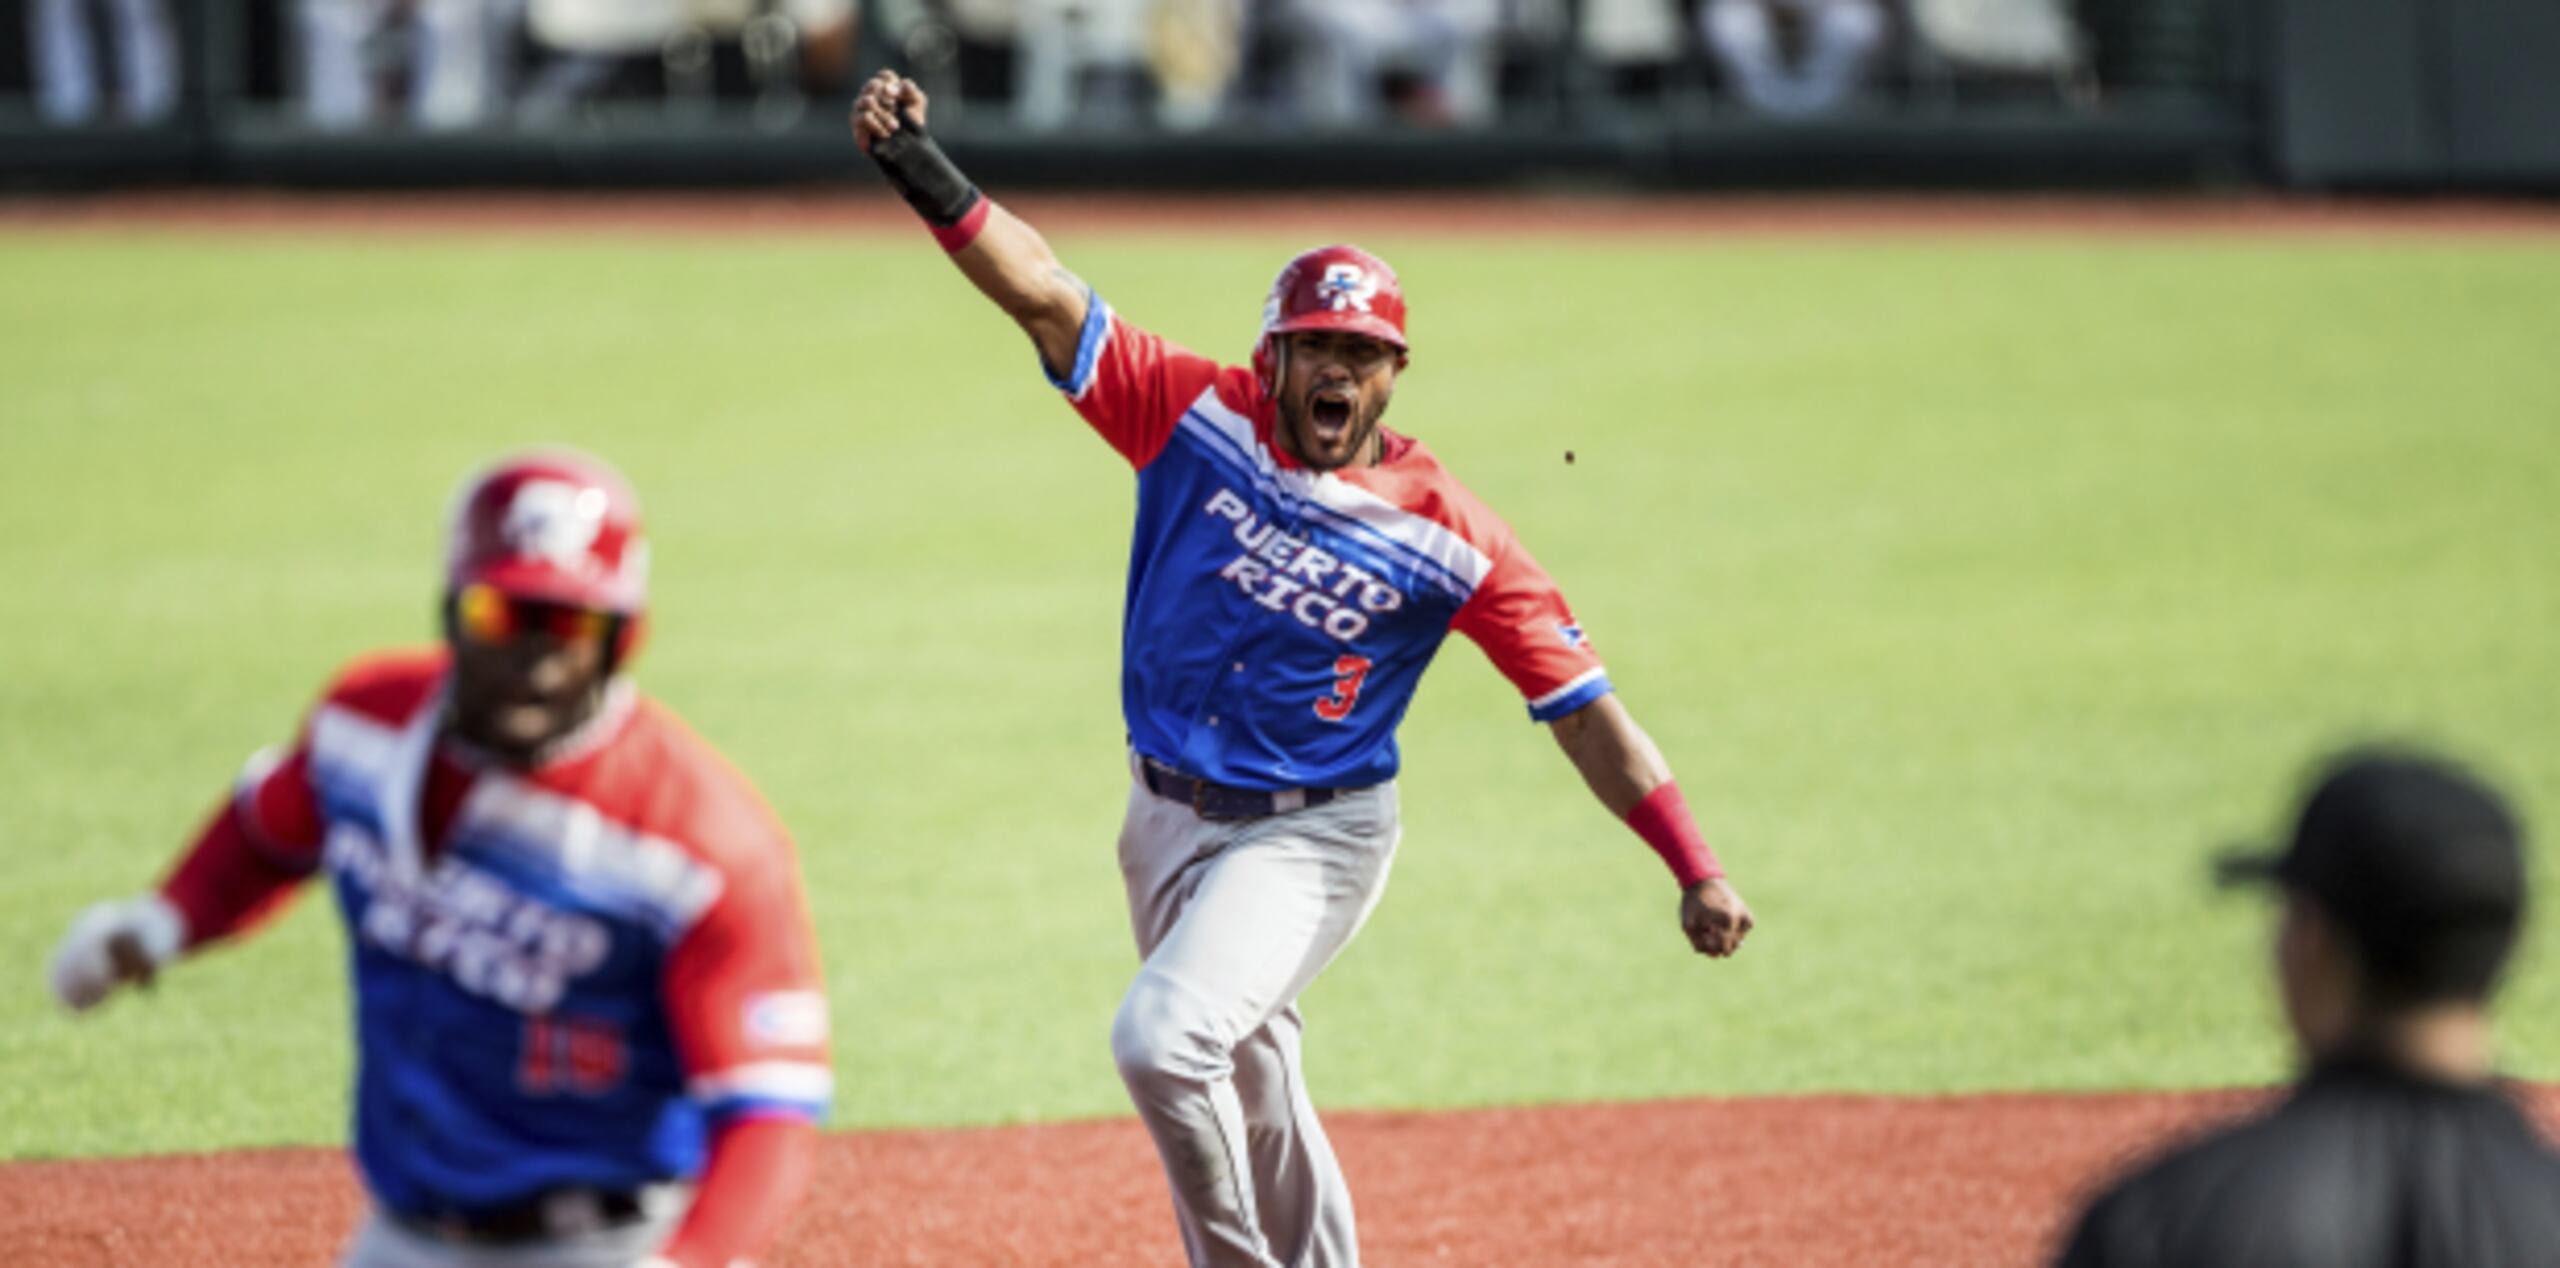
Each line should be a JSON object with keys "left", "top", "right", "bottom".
{"left": 1113, "top": 759, "right": 1401, "bottom": 1268}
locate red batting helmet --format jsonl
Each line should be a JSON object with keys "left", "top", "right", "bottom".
{"left": 1252, "top": 244, "right": 1409, "bottom": 390}
{"left": 445, "top": 448, "right": 649, "bottom": 616}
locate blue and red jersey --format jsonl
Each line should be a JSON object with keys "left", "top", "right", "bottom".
{"left": 1050, "top": 294, "right": 1612, "bottom": 792}
{"left": 185, "top": 649, "right": 831, "bottom": 1218}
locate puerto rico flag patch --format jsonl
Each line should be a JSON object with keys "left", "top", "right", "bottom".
{"left": 743, "top": 990, "right": 831, "bottom": 1049}
{"left": 1556, "top": 620, "right": 1588, "bottom": 650}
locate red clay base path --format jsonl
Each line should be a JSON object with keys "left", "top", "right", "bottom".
{"left": 7, "top": 1087, "right": 2559, "bottom": 1266}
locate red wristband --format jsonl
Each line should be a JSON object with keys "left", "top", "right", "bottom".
{"left": 1625, "top": 781, "right": 1723, "bottom": 888}
{"left": 930, "top": 197, "right": 992, "bottom": 252}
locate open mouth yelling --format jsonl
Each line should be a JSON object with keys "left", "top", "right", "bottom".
{"left": 1307, "top": 385, "right": 1357, "bottom": 449}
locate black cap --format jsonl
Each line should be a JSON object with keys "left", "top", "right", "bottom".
{"left": 2219, "top": 750, "right": 2527, "bottom": 998}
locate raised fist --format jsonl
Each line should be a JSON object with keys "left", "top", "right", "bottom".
{"left": 852, "top": 70, "right": 930, "bottom": 155}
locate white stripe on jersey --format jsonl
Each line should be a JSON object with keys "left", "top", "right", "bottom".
{"left": 1176, "top": 412, "right": 1464, "bottom": 601}
{"left": 310, "top": 705, "right": 407, "bottom": 786}
{"left": 1177, "top": 416, "right": 1469, "bottom": 601}
{"left": 1185, "top": 390, "right": 1495, "bottom": 597}
{"left": 1303, "top": 467, "right": 1493, "bottom": 594}
{"left": 308, "top": 697, "right": 442, "bottom": 883}
{"left": 462, "top": 775, "right": 728, "bottom": 938}
{"left": 688, "top": 1060, "right": 836, "bottom": 1105}
{"left": 1528, "top": 666, "right": 1610, "bottom": 713}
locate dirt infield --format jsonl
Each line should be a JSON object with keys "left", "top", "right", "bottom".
{"left": 7, "top": 1085, "right": 2558, "bottom": 1266}
{"left": 4, "top": 190, "right": 2559, "bottom": 241}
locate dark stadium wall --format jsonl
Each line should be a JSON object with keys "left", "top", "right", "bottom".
{"left": 2443, "top": 0, "right": 2560, "bottom": 183}
{"left": 2268, "top": 0, "right": 2560, "bottom": 189}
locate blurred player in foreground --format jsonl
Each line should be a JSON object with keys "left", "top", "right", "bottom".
{"left": 850, "top": 69, "right": 1754, "bottom": 1268}
{"left": 2057, "top": 749, "right": 2560, "bottom": 1267}
{"left": 47, "top": 449, "right": 832, "bottom": 1268}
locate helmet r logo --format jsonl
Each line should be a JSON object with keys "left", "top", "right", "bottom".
{"left": 1317, "top": 264, "right": 1376, "bottom": 314}
{"left": 502, "top": 480, "right": 608, "bottom": 568}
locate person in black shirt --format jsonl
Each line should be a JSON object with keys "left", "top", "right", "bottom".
{"left": 2057, "top": 748, "right": 2560, "bottom": 1268}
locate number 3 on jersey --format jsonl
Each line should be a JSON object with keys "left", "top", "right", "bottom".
{"left": 1314, "top": 654, "right": 1372, "bottom": 722}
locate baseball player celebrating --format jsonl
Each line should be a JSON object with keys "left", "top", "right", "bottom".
{"left": 852, "top": 71, "right": 1755, "bottom": 1268}
{"left": 45, "top": 450, "right": 832, "bottom": 1268}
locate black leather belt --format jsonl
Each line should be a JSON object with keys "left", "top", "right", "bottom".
{"left": 394, "top": 1186, "right": 657, "bottom": 1246}
{"left": 1141, "top": 757, "right": 1344, "bottom": 821}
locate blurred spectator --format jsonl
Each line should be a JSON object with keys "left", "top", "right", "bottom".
{"left": 1286, "top": 0, "right": 1501, "bottom": 128}
{"left": 1014, "top": 0, "right": 1147, "bottom": 130}
{"left": 517, "top": 0, "right": 852, "bottom": 125}
{"left": 1906, "top": 0, "right": 2088, "bottom": 103}
{"left": 1699, "top": 0, "right": 1885, "bottom": 117}
{"left": 518, "top": 0, "right": 668, "bottom": 118}
{"left": 298, "top": 0, "right": 514, "bottom": 130}
{"left": 1005, "top": 0, "right": 1241, "bottom": 133}
{"left": 1145, "top": 0, "right": 1242, "bottom": 130}
{"left": 1579, "top": 0, "right": 1683, "bottom": 99}
{"left": 859, "top": 0, "right": 982, "bottom": 120}
{"left": 690, "top": 0, "right": 857, "bottom": 123}
{"left": 28, "top": 0, "right": 178, "bottom": 125}
{"left": 793, "top": 0, "right": 857, "bottom": 91}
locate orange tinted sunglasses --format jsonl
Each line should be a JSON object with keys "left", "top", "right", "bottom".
{"left": 452, "top": 583, "right": 614, "bottom": 647}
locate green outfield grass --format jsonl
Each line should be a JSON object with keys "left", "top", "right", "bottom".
{"left": 2, "top": 225, "right": 2555, "bottom": 1160}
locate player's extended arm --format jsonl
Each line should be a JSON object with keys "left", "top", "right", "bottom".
{"left": 1549, "top": 694, "right": 1755, "bottom": 958}
{"left": 851, "top": 70, "right": 1089, "bottom": 378}
{"left": 46, "top": 796, "right": 310, "bottom": 1011}
{"left": 654, "top": 800, "right": 833, "bottom": 1267}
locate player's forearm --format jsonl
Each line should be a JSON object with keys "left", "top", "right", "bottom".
{"left": 1550, "top": 692, "right": 1670, "bottom": 817}
{"left": 653, "top": 1115, "right": 817, "bottom": 1268}
{"left": 949, "top": 205, "right": 1091, "bottom": 378}
{"left": 1552, "top": 694, "right": 1725, "bottom": 887}
{"left": 859, "top": 91, "right": 1087, "bottom": 376}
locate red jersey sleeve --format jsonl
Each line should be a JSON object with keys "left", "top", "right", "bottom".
{"left": 234, "top": 743, "right": 327, "bottom": 869}
{"left": 157, "top": 711, "right": 333, "bottom": 949}
{"left": 1452, "top": 534, "right": 1613, "bottom": 723}
{"left": 662, "top": 819, "right": 832, "bottom": 1127}
{"left": 1049, "top": 293, "right": 1225, "bottom": 470}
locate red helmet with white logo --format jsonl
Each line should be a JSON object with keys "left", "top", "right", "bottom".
{"left": 1253, "top": 244, "right": 1409, "bottom": 390}
{"left": 444, "top": 448, "right": 648, "bottom": 615}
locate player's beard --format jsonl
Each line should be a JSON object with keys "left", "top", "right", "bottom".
{"left": 1281, "top": 380, "right": 1387, "bottom": 471}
